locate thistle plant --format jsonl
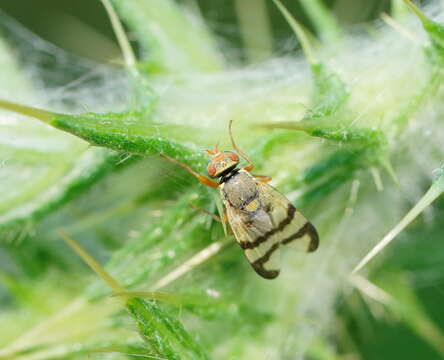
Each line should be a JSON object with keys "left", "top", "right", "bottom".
{"left": 0, "top": 0, "right": 444, "bottom": 359}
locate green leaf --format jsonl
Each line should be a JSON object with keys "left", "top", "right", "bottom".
{"left": 0, "top": 100, "right": 208, "bottom": 171}
{"left": 272, "top": 0, "right": 349, "bottom": 120}
{"left": 264, "top": 121, "right": 385, "bottom": 147}
{"left": 404, "top": 0, "right": 444, "bottom": 65}
{"left": 103, "top": 189, "right": 218, "bottom": 290}
{"left": 0, "top": 145, "right": 123, "bottom": 238}
{"left": 423, "top": 20, "right": 444, "bottom": 66}
{"left": 0, "top": 38, "right": 124, "bottom": 238}
{"left": 111, "top": 0, "right": 223, "bottom": 73}
{"left": 305, "top": 63, "right": 350, "bottom": 120}
{"left": 298, "top": 0, "right": 342, "bottom": 43}
{"left": 127, "top": 298, "right": 209, "bottom": 360}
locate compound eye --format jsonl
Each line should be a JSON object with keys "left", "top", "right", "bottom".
{"left": 207, "top": 162, "right": 216, "bottom": 177}
{"left": 224, "top": 151, "right": 239, "bottom": 162}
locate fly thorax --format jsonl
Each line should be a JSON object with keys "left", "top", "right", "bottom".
{"left": 222, "top": 171, "right": 259, "bottom": 209}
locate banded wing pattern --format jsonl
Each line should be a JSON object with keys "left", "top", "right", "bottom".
{"left": 225, "top": 180, "right": 319, "bottom": 279}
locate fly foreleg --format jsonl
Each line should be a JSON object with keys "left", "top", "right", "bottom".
{"left": 160, "top": 153, "right": 219, "bottom": 188}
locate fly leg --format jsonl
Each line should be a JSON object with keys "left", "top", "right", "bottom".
{"left": 254, "top": 175, "right": 272, "bottom": 183}
{"left": 189, "top": 204, "right": 232, "bottom": 233}
{"left": 188, "top": 204, "right": 225, "bottom": 223}
{"left": 188, "top": 204, "right": 232, "bottom": 236}
{"left": 229, "top": 120, "right": 255, "bottom": 172}
{"left": 160, "top": 153, "right": 219, "bottom": 188}
{"left": 243, "top": 164, "right": 254, "bottom": 172}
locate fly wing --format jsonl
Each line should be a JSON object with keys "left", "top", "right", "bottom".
{"left": 255, "top": 181, "right": 319, "bottom": 253}
{"left": 224, "top": 200, "right": 281, "bottom": 279}
{"left": 224, "top": 179, "right": 319, "bottom": 279}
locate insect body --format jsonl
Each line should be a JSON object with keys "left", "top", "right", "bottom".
{"left": 161, "top": 121, "right": 319, "bottom": 279}
{"left": 220, "top": 169, "right": 318, "bottom": 278}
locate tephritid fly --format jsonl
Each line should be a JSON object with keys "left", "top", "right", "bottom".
{"left": 161, "top": 121, "right": 319, "bottom": 279}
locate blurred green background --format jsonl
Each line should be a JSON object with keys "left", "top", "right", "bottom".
{"left": 1, "top": 1, "right": 443, "bottom": 360}
{"left": 0, "top": 0, "right": 392, "bottom": 62}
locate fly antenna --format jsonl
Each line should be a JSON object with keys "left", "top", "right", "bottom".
{"left": 204, "top": 142, "right": 220, "bottom": 156}
{"left": 229, "top": 120, "right": 253, "bottom": 164}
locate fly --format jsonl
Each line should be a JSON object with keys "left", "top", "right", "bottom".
{"left": 161, "top": 121, "right": 319, "bottom": 279}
